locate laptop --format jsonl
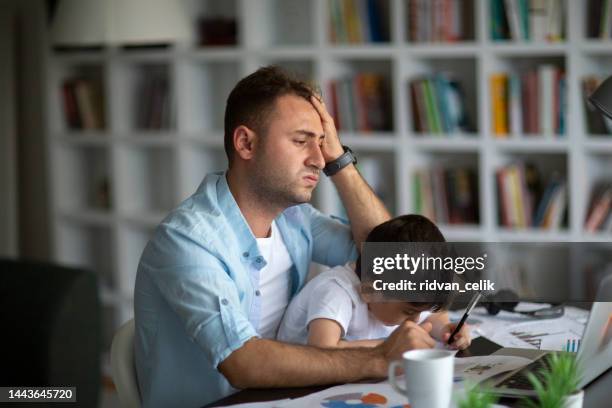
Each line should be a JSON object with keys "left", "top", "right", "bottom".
{"left": 486, "top": 275, "right": 612, "bottom": 397}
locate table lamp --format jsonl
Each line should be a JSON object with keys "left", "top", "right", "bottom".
{"left": 50, "top": 0, "right": 191, "bottom": 46}
{"left": 588, "top": 75, "right": 612, "bottom": 120}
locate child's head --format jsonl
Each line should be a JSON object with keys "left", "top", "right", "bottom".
{"left": 356, "top": 214, "right": 449, "bottom": 326}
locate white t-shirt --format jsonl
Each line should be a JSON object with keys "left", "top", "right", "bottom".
{"left": 256, "top": 221, "right": 293, "bottom": 339}
{"left": 278, "top": 263, "right": 430, "bottom": 345}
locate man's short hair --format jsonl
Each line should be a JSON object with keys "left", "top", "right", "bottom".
{"left": 223, "top": 66, "right": 317, "bottom": 164}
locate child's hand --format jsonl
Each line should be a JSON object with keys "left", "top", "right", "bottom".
{"left": 379, "top": 321, "right": 436, "bottom": 361}
{"left": 441, "top": 323, "right": 472, "bottom": 350}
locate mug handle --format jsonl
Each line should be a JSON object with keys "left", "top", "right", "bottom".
{"left": 388, "top": 360, "right": 407, "bottom": 396}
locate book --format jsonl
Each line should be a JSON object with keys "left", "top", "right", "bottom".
{"left": 505, "top": 0, "right": 524, "bottom": 40}
{"left": 585, "top": 183, "right": 612, "bottom": 232}
{"left": 411, "top": 74, "right": 470, "bottom": 135}
{"left": 61, "top": 78, "right": 105, "bottom": 130}
{"left": 73, "top": 80, "right": 99, "bottom": 130}
{"left": 523, "top": 70, "right": 539, "bottom": 134}
{"left": 541, "top": 181, "right": 566, "bottom": 229}
{"left": 415, "top": 166, "right": 479, "bottom": 224}
{"left": 497, "top": 163, "right": 567, "bottom": 229}
{"left": 545, "top": 0, "right": 564, "bottom": 42}
{"left": 414, "top": 170, "right": 436, "bottom": 221}
{"left": 602, "top": 0, "right": 612, "bottom": 39}
{"left": 330, "top": 0, "right": 389, "bottom": 43}
{"left": 330, "top": 74, "right": 390, "bottom": 132}
{"left": 491, "top": 0, "right": 510, "bottom": 40}
{"left": 491, "top": 73, "right": 509, "bottom": 136}
{"left": 509, "top": 74, "right": 523, "bottom": 135}
{"left": 410, "top": 82, "right": 426, "bottom": 132}
{"left": 539, "top": 65, "right": 556, "bottom": 136}
{"left": 587, "top": 0, "right": 604, "bottom": 38}
{"left": 529, "top": 0, "right": 548, "bottom": 41}
{"left": 62, "top": 81, "right": 81, "bottom": 130}
{"left": 408, "top": 0, "right": 469, "bottom": 42}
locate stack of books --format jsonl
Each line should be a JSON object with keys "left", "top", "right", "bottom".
{"left": 409, "top": 74, "right": 471, "bottom": 134}
{"left": 490, "top": 0, "right": 564, "bottom": 42}
{"left": 407, "top": 0, "right": 473, "bottom": 42}
{"left": 413, "top": 166, "right": 479, "bottom": 225}
{"left": 137, "top": 68, "right": 173, "bottom": 130}
{"left": 582, "top": 76, "right": 612, "bottom": 135}
{"left": 584, "top": 182, "right": 612, "bottom": 232}
{"left": 328, "top": 73, "right": 392, "bottom": 132}
{"left": 496, "top": 163, "right": 566, "bottom": 229}
{"left": 328, "top": 0, "right": 390, "bottom": 43}
{"left": 490, "top": 66, "right": 566, "bottom": 137}
{"left": 61, "top": 78, "right": 105, "bottom": 130}
{"left": 586, "top": 0, "right": 612, "bottom": 39}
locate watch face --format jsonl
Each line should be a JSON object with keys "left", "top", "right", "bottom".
{"left": 342, "top": 145, "right": 356, "bottom": 163}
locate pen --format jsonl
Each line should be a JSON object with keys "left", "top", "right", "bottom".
{"left": 448, "top": 292, "right": 482, "bottom": 345}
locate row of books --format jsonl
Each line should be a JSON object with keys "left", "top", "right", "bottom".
{"left": 409, "top": 74, "right": 472, "bottom": 134}
{"left": 496, "top": 163, "right": 566, "bottom": 229}
{"left": 328, "top": 0, "right": 390, "bottom": 43}
{"left": 137, "top": 69, "right": 173, "bottom": 130}
{"left": 582, "top": 76, "right": 612, "bottom": 135}
{"left": 407, "top": 0, "right": 473, "bottom": 43}
{"left": 61, "top": 78, "right": 105, "bottom": 130}
{"left": 585, "top": 182, "right": 612, "bottom": 232}
{"left": 413, "top": 167, "right": 479, "bottom": 225}
{"left": 586, "top": 0, "right": 612, "bottom": 39}
{"left": 328, "top": 74, "right": 392, "bottom": 131}
{"left": 490, "top": 66, "right": 566, "bottom": 137}
{"left": 491, "top": 0, "right": 564, "bottom": 42}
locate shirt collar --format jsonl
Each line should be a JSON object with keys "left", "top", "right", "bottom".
{"left": 216, "top": 171, "right": 263, "bottom": 263}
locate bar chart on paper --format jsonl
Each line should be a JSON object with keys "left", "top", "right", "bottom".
{"left": 500, "top": 319, "right": 585, "bottom": 351}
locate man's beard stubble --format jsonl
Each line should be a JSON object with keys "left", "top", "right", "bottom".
{"left": 250, "top": 155, "right": 314, "bottom": 209}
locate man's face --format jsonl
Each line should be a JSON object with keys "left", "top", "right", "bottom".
{"left": 250, "top": 94, "right": 326, "bottom": 207}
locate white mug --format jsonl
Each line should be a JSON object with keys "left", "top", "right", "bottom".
{"left": 388, "top": 349, "right": 455, "bottom": 408}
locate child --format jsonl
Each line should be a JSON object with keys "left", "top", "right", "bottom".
{"left": 277, "top": 214, "right": 471, "bottom": 350}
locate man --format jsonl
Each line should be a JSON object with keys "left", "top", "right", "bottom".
{"left": 134, "top": 66, "right": 465, "bottom": 408}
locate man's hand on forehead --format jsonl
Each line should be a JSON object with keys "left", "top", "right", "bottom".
{"left": 310, "top": 95, "right": 345, "bottom": 162}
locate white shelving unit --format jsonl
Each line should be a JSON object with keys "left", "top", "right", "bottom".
{"left": 45, "top": 0, "right": 612, "bottom": 350}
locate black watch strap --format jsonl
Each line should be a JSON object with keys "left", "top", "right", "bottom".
{"left": 323, "top": 146, "right": 357, "bottom": 177}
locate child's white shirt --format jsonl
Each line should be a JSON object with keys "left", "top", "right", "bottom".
{"left": 277, "top": 263, "right": 430, "bottom": 344}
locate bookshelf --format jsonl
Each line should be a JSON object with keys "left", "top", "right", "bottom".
{"left": 45, "top": 0, "right": 612, "bottom": 352}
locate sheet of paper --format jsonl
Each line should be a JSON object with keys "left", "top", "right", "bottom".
{"left": 495, "top": 317, "right": 585, "bottom": 351}
{"left": 277, "top": 381, "right": 511, "bottom": 408}
{"left": 217, "top": 399, "right": 291, "bottom": 408}
{"left": 450, "top": 305, "right": 589, "bottom": 351}
{"left": 453, "top": 355, "right": 532, "bottom": 385}
{"left": 279, "top": 382, "right": 407, "bottom": 408}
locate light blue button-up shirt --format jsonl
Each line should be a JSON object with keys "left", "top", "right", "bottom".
{"left": 134, "top": 172, "right": 357, "bottom": 408}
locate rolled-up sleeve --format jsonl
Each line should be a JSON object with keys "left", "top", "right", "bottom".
{"left": 142, "top": 224, "right": 258, "bottom": 368}
{"left": 305, "top": 205, "right": 358, "bottom": 266}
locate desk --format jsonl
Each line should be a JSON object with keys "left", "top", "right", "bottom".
{"left": 208, "top": 337, "right": 612, "bottom": 407}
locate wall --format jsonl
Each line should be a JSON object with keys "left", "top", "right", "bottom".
{"left": 0, "top": 0, "right": 51, "bottom": 259}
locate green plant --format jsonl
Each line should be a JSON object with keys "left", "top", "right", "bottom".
{"left": 522, "top": 353, "right": 582, "bottom": 408}
{"left": 456, "top": 383, "right": 498, "bottom": 408}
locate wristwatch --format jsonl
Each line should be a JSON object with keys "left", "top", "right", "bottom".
{"left": 323, "top": 145, "right": 357, "bottom": 177}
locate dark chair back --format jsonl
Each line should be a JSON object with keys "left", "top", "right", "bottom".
{"left": 0, "top": 259, "right": 101, "bottom": 407}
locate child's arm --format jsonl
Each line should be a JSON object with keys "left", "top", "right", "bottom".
{"left": 307, "top": 318, "right": 383, "bottom": 349}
